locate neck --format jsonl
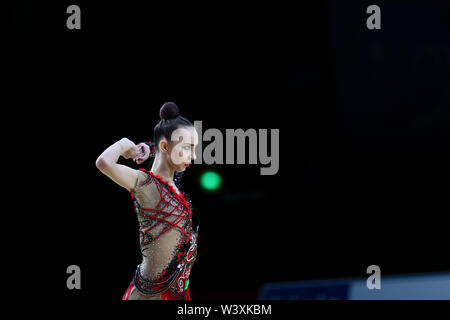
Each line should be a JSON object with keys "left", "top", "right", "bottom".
{"left": 150, "top": 154, "right": 175, "bottom": 182}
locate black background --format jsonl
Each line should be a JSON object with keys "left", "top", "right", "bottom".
{"left": 2, "top": 0, "right": 449, "bottom": 301}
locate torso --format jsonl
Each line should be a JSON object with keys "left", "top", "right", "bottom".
{"left": 128, "top": 169, "right": 198, "bottom": 299}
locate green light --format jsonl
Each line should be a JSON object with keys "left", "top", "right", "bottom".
{"left": 200, "top": 171, "right": 222, "bottom": 190}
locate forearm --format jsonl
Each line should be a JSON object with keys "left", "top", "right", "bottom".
{"left": 96, "top": 138, "right": 130, "bottom": 168}
{"left": 95, "top": 137, "right": 139, "bottom": 190}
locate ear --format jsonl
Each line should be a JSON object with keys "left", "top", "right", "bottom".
{"left": 159, "top": 139, "right": 169, "bottom": 154}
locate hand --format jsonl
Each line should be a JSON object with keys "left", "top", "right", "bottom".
{"left": 135, "top": 143, "right": 150, "bottom": 164}
{"left": 120, "top": 138, "right": 138, "bottom": 160}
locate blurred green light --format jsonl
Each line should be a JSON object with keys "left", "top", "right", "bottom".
{"left": 200, "top": 171, "right": 222, "bottom": 190}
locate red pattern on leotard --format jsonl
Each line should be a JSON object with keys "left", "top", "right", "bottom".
{"left": 123, "top": 169, "right": 198, "bottom": 300}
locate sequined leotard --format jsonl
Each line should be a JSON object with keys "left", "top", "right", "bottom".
{"left": 122, "top": 169, "right": 199, "bottom": 300}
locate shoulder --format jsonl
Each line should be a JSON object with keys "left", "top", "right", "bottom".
{"left": 130, "top": 169, "right": 162, "bottom": 204}
{"left": 134, "top": 168, "right": 156, "bottom": 188}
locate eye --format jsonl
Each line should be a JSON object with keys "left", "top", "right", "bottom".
{"left": 183, "top": 146, "right": 190, "bottom": 150}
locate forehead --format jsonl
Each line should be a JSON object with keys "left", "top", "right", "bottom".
{"left": 171, "top": 126, "right": 199, "bottom": 144}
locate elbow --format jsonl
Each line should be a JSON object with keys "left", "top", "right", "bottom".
{"left": 95, "top": 156, "right": 109, "bottom": 171}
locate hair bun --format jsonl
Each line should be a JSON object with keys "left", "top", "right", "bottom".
{"left": 160, "top": 102, "right": 180, "bottom": 120}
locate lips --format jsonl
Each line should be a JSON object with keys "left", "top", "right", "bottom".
{"left": 185, "top": 164, "right": 190, "bottom": 167}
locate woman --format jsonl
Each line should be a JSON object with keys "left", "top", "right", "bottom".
{"left": 95, "top": 102, "right": 200, "bottom": 300}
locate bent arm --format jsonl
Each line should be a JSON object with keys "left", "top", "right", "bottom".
{"left": 95, "top": 137, "right": 139, "bottom": 190}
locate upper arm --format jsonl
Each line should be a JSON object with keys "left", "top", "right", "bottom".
{"left": 96, "top": 157, "right": 139, "bottom": 191}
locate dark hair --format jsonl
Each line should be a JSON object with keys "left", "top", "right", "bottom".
{"left": 153, "top": 102, "right": 193, "bottom": 152}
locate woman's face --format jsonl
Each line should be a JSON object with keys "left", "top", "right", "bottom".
{"left": 165, "top": 126, "right": 199, "bottom": 172}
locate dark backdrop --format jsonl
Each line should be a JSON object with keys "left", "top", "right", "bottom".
{"left": 3, "top": 0, "right": 449, "bottom": 300}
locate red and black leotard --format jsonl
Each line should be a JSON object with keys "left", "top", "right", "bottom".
{"left": 122, "top": 169, "right": 199, "bottom": 300}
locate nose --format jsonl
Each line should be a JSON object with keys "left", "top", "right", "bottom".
{"left": 191, "top": 150, "right": 197, "bottom": 161}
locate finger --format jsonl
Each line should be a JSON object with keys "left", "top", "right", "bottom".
{"left": 138, "top": 156, "right": 146, "bottom": 164}
{"left": 144, "top": 145, "right": 151, "bottom": 155}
